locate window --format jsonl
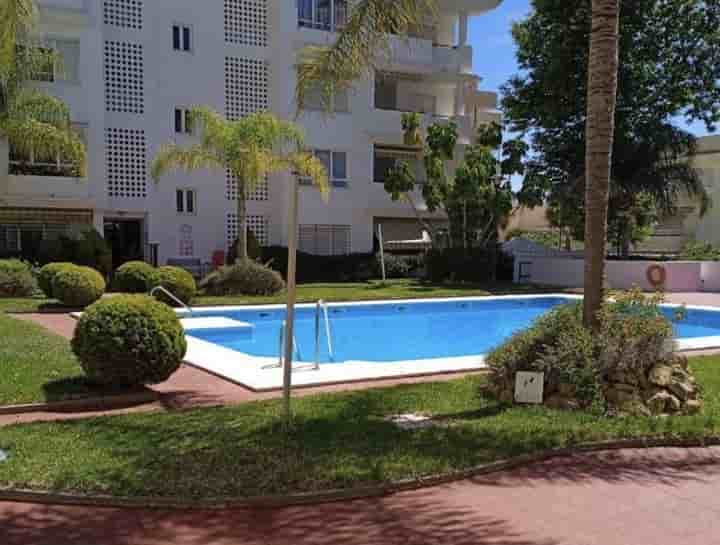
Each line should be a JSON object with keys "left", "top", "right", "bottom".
{"left": 28, "top": 39, "right": 81, "bottom": 83}
{"left": 299, "top": 224, "right": 351, "bottom": 256}
{"left": 176, "top": 189, "right": 196, "bottom": 215}
{"left": 297, "top": 0, "right": 347, "bottom": 31}
{"left": 172, "top": 24, "right": 192, "bottom": 52}
{"left": 174, "top": 108, "right": 193, "bottom": 134}
{"left": 374, "top": 145, "right": 423, "bottom": 184}
{"left": 9, "top": 124, "right": 87, "bottom": 177}
{"left": 300, "top": 150, "right": 348, "bottom": 188}
{"left": 303, "top": 82, "right": 349, "bottom": 113}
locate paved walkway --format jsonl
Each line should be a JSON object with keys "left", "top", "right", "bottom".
{"left": 3, "top": 446, "right": 720, "bottom": 545}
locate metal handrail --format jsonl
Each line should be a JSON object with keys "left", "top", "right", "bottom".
{"left": 150, "top": 286, "right": 194, "bottom": 315}
{"left": 314, "top": 300, "right": 334, "bottom": 369}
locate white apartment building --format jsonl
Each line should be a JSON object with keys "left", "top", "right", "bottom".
{"left": 0, "top": 0, "right": 501, "bottom": 269}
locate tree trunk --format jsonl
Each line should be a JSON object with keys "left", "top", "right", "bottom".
{"left": 583, "top": 0, "right": 620, "bottom": 330}
{"left": 236, "top": 179, "right": 248, "bottom": 262}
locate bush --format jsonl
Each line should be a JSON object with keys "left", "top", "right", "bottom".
{"left": 425, "top": 247, "right": 498, "bottom": 283}
{"left": 226, "top": 229, "right": 262, "bottom": 264}
{"left": 34, "top": 229, "right": 113, "bottom": 274}
{"left": 52, "top": 266, "right": 106, "bottom": 307}
{"left": 376, "top": 253, "right": 425, "bottom": 279}
{"left": 0, "top": 259, "right": 35, "bottom": 297}
{"left": 487, "top": 290, "right": 676, "bottom": 411}
{"left": 262, "top": 246, "right": 376, "bottom": 283}
{"left": 200, "top": 260, "right": 285, "bottom": 296}
{"left": 37, "top": 262, "right": 76, "bottom": 298}
{"left": 153, "top": 266, "right": 197, "bottom": 305}
{"left": 72, "top": 295, "right": 186, "bottom": 387}
{"left": 113, "top": 261, "right": 158, "bottom": 293}
{"left": 682, "top": 240, "right": 720, "bottom": 261}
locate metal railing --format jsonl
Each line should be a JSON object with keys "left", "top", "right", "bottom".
{"left": 315, "top": 299, "right": 334, "bottom": 369}
{"left": 149, "top": 286, "right": 194, "bottom": 316}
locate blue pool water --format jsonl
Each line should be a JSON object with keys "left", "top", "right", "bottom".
{"left": 185, "top": 297, "right": 720, "bottom": 364}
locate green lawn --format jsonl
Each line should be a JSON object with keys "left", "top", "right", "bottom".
{"left": 1, "top": 357, "right": 718, "bottom": 499}
{"left": 0, "top": 314, "right": 111, "bottom": 405}
{"left": 0, "top": 280, "right": 560, "bottom": 313}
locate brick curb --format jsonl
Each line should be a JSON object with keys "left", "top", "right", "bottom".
{"left": 0, "top": 390, "right": 158, "bottom": 416}
{"left": 2, "top": 436, "right": 719, "bottom": 510}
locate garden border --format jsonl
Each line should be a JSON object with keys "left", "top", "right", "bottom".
{"left": 1, "top": 436, "right": 719, "bottom": 510}
{"left": 0, "top": 390, "right": 158, "bottom": 416}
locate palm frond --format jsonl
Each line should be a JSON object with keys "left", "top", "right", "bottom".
{"left": 150, "top": 144, "right": 225, "bottom": 182}
{"left": 0, "top": 0, "right": 37, "bottom": 72}
{"left": 295, "top": 0, "right": 437, "bottom": 112}
{"left": 1, "top": 117, "right": 86, "bottom": 177}
{"left": 290, "top": 151, "right": 330, "bottom": 201}
{"left": 6, "top": 88, "right": 71, "bottom": 128}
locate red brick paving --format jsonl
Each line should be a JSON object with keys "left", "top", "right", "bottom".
{"left": 2, "top": 447, "right": 720, "bottom": 545}
{"left": 3, "top": 313, "right": 484, "bottom": 426}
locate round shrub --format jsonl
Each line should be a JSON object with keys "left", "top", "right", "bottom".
{"left": 153, "top": 266, "right": 197, "bottom": 305}
{"left": 113, "top": 261, "right": 158, "bottom": 293}
{"left": 0, "top": 259, "right": 36, "bottom": 297}
{"left": 200, "top": 260, "right": 285, "bottom": 296}
{"left": 52, "top": 266, "right": 106, "bottom": 307}
{"left": 38, "top": 262, "right": 76, "bottom": 298}
{"left": 72, "top": 295, "right": 186, "bottom": 387}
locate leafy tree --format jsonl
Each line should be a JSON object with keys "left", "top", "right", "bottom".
{"left": 384, "top": 121, "right": 519, "bottom": 249}
{"left": 503, "top": 0, "right": 720, "bottom": 326}
{"left": 150, "top": 108, "right": 328, "bottom": 261}
{"left": 0, "top": 0, "right": 86, "bottom": 175}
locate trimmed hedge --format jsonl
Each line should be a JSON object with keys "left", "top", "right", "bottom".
{"left": 113, "top": 261, "right": 158, "bottom": 293}
{"left": 153, "top": 266, "right": 197, "bottom": 305}
{"left": 52, "top": 266, "right": 106, "bottom": 307}
{"left": 200, "top": 260, "right": 285, "bottom": 296}
{"left": 0, "top": 259, "right": 35, "bottom": 297}
{"left": 72, "top": 295, "right": 186, "bottom": 387}
{"left": 261, "top": 247, "right": 376, "bottom": 283}
{"left": 37, "top": 262, "right": 76, "bottom": 298}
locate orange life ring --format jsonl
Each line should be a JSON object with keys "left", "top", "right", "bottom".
{"left": 646, "top": 264, "right": 667, "bottom": 288}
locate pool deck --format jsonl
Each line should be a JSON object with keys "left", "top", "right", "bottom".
{"left": 4, "top": 291, "right": 720, "bottom": 426}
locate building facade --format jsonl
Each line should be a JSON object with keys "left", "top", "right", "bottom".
{"left": 0, "top": 0, "right": 502, "bottom": 267}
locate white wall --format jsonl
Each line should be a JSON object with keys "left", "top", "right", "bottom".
{"left": 516, "top": 256, "right": 717, "bottom": 292}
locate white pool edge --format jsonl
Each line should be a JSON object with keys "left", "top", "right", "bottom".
{"left": 179, "top": 294, "right": 720, "bottom": 391}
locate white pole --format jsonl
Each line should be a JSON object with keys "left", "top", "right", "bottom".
{"left": 378, "top": 224, "right": 386, "bottom": 282}
{"left": 283, "top": 176, "right": 300, "bottom": 428}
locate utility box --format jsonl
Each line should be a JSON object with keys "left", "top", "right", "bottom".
{"left": 514, "top": 372, "right": 544, "bottom": 404}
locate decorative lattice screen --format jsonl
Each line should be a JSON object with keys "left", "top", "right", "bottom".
{"left": 106, "top": 128, "right": 147, "bottom": 198}
{"left": 224, "top": 0, "right": 268, "bottom": 47}
{"left": 225, "top": 57, "right": 268, "bottom": 120}
{"left": 226, "top": 170, "right": 269, "bottom": 201}
{"left": 103, "top": 0, "right": 143, "bottom": 29}
{"left": 104, "top": 41, "right": 145, "bottom": 114}
{"left": 226, "top": 213, "right": 269, "bottom": 248}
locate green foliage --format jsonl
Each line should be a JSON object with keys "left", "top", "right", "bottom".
{"left": 153, "top": 266, "right": 197, "bottom": 305}
{"left": 505, "top": 0, "right": 717, "bottom": 252}
{"left": 113, "top": 261, "right": 158, "bottom": 293}
{"left": 401, "top": 112, "right": 422, "bottom": 146}
{"left": 227, "top": 229, "right": 262, "bottom": 263}
{"left": 425, "top": 248, "right": 502, "bottom": 283}
{"left": 51, "top": 265, "right": 105, "bottom": 307}
{"left": 0, "top": 258, "right": 35, "bottom": 297}
{"left": 200, "top": 260, "right": 285, "bottom": 296}
{"left": 506, "top": 229, "right": 563, "bottom": 249}
{"left": 682, "top": 241, "right": 720, "bottom": 261}
{"left": 71, "top": 295, "right": 186, "bottom": 387}
{"left": 377, "top": 254, "right": 424, "bottom": 279}
{"left": 261, "top": 247, "right": 377, "bottom": 283}
{"left": 487, "top": 290, "right": 674, "bottom": 409}
{"left": 37, "top": 262, "right": 75, "bottom": 298}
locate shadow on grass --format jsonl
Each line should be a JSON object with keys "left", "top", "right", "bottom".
{"left": 42, "top": 376, "right": 150, "bottom": 406}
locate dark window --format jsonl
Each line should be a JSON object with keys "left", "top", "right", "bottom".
{"left": 176, "top": 189, "right": 184, "bottom": 213}
{"left": 183, "top": 27, "right": 191, "bottom": 51}
{"left": 174, "top": 108, "right": 183, "bottom": 133}
{"left": 172, "top": 25, "right": 181, "bottom": 50}
{"left": 374, "top": 155, "right": 397, "bottom": 183}
{"left": 186, "top": 190, "right": 195, "bottom": 213}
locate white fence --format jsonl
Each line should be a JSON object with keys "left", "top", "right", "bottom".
{"left": 514, "top": 256, "right": 720, "bottom": 293}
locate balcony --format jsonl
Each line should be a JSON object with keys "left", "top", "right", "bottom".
{"left": 387, "top": 38, "right": 473, "bottom": 75}
{"left": 0, "top": 173, "right": 92, "bottom": 208}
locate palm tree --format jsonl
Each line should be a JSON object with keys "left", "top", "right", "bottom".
{"left": 0, "top": 0, "right": 87, "bottom": 176}
{"left": 150, "top": 107, "right": 328, "bottom": 261}
{"left": 583, "top": 0, "right": 620, "bottom": 329}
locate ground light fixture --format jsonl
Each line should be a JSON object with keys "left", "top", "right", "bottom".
{"left": 0, "top": 449, "right": 8, "bottom": 463}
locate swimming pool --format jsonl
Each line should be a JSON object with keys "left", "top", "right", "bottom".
{"left": 180, "top": 295, "right": 720, "bottom": 391}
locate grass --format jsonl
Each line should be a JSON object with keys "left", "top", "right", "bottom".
{"left": 0, "top": 280, "right": 560, "bottom": 313}
{"left": 0, "top": 314, "right": 113, "bottom": 405}
{"left": 1, "top": 357, "right": 719, "bottom": 499}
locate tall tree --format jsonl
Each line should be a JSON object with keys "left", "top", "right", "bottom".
{"left": 0, "top": 0, "right": 86, "bottom": 175}
{"left": 583, "top": 0, "right": 620, "bottom": 328}
{"left": 150, "top": 108, "right": 329, "bottom": 260}
{"left": 503, "top": 0, "right": 720, "bottom": 326}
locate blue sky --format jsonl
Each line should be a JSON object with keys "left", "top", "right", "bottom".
{"left": 468, "top": 0, "right": 710, "bottom": 137}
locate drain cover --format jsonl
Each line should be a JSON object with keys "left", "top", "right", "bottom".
{"left": 0, "top": 449, "right": 8, "bottom": 463}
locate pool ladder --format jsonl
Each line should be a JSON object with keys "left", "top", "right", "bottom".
{"left": 271, "top": 300, "right": 334, "bottom": 371}
{"left": 150, "top": 286, "right": 194, "bottom": 316}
